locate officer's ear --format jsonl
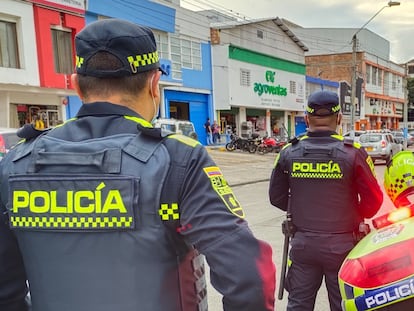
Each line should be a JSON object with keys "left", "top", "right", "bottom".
{"left": 71, "top": 74, "right": 84, "bottom": 100}
{"left": 304, "top": 114, "right": 310, "bottom": 127}
{"left": 149, "top": 70, "right": 161, "bottom": 102}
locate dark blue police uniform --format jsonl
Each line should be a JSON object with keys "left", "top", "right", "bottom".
{"left": 270, "top": 131, "right": 383, "bottom": 310}
{"left": 269, "top": 90, "right": 383, "bottom": 311}
{"left": 0, "top": 102, "right": 276, "bottom": 311}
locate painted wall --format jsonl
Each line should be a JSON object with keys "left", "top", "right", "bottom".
{"left": 181, "top": 43, "right": 212, "bottom": 90}
{"left": 213, "top": 46, "right": 306, "bottom": 111}
{"left": 216, "top": 19, "right": 306, "bottom": 64}
{"left": 87, "top": 0, "right": 175, "bottom": 33}
{"left": 0, "top": 0, "right": 39, "bottom": 86}
{"left": 34, "top": 6, "right": 84, "bottom": 89}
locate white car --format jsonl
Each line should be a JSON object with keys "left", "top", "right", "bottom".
{"left": 359, "top": 132, "right": 402, "bottom": 163}
{"left": 153, "top": 118, "right": 198, "bottom": 140}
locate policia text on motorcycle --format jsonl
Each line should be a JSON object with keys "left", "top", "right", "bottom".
{"left": 0, "top": 18, "right": 276, "bottom": 311}
{"left": 269, "top": 90, "right": 383, "bottom": 311}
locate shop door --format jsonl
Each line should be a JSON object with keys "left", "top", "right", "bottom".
{"left": 169, "top": 101, "right": 189, "bottom": 120}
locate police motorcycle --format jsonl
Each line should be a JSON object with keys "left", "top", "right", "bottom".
{"left": 338, "top": 151, "right": 414, "bottom": 310}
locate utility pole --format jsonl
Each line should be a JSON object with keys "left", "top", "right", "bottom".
{"left": 349, "top": 1, "right": 400, "bottom": 138}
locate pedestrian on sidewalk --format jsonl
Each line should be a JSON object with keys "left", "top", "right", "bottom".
{"left": 204, "top": 117, "right": 213, "bottom": 145}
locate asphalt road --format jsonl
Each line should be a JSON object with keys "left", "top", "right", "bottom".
{"left": 204, "top": 147, "right": 399, "bottom": 311}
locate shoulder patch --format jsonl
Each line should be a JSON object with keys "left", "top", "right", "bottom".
{"left": 203, "top": 166, "right": 245, "bottom": 218}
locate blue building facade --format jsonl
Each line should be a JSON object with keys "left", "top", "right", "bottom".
{"left": 67, "top": 0, "right": 213, "bottom": 144}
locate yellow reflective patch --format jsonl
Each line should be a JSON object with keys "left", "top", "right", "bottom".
{"left": 124, "top": 116, "right": 153, "bottom": 128}
{"left": 203, "top": 166, "right": 245, "bottom": 218}
{"left": 10, "top": 177, "right": 135, "bottom": 231}
{"left": 10, "top": 215, "right": 133, "bottom": 229}
{"left": 168, "top": 134, "right": 200, "bottom": 147}
{"left": 291, "top": 161, "right": 343, "bottom": 179}
{"left": 366, "top": 156, "right": 376, "bottom": 177}
{"left": 159, "top": 203, "right": 180, "bottom": 221}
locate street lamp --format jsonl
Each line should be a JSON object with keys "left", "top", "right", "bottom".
{"left": 350, "top": 1, "right": 400, "bottom": 137}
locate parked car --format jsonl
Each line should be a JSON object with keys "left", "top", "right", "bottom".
{"left": 153, "top": 118, "right": 198, "bottom": 140}
{"left": 359, "top": 132, "right": 402, "bottom": 163}
{"left": 391, "top": 131, "right": 408, "bottom": 149}
{"left": 343, "top": 130, "right": 366, "bottom": 142}
{"left": 0, "top": 127, "right": 20, "bottom": 161}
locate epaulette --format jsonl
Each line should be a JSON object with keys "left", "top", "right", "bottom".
{"left": 16, "top": 124, "right": 51, "bottom": 140}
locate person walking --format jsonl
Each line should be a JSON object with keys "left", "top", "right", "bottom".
{"left": 0, "top": 18, "right": 276, "bottom": 311}
{"left": 204, "top": 117, "right": 213, "bottom": 145}
{"left": 269, "top": 90, "right": 383, "bottom": 311}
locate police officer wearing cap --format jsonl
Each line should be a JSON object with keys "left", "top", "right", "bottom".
{"left": 269, "top": 90, "right": 383, "bottom": 311}
{"left": 0, "top": 18, "right": 276, "bottom": 311}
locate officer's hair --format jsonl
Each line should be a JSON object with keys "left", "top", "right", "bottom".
{"left": 77, "top": 52, "right": 154, "bottom": 99}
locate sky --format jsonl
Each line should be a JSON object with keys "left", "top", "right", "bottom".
{"left": 180, "top": 0, "right": 414, "bottom": 64}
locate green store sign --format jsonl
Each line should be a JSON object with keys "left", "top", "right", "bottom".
{"left": 253, "top": 70, "right": 287, "bottom": 97}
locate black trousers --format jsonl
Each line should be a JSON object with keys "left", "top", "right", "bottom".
{"left": 285, "top": 231, "right": 355, "bottom": 311}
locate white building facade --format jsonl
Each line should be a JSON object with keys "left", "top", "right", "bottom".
{"left": 210, "top": 17, "right": 308, "bottom": 139}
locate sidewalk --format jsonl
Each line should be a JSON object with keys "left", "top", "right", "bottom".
{"left": 205, "top": 146, "right": 276, "bottom": 187}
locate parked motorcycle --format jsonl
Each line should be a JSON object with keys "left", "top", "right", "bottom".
{"left": 225, "top": 134, "right": 257, "bottom": 153}
{"left": 338, "top": 151, "right": 414, "bottom": 310}
{"left": 257, "top": 136, "right": 287, "bottom": 154}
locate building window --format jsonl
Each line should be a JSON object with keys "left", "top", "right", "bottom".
{"left": 408, "top": 65, "right": 414, "bottom": 75}
{"left": 51, "top": 27, "right": 73, "bottom": 74}
{"left": 240, "top": 69, "right": 250, "bottom": 86}
{"left": 169, "top": 34, "right": 202, "bottom": 80}
{"left": 366, "top": 65, "right": 371, "bottom": 84}
{"left": 257, "top": 29, "right": 264, "bottom": 39}
{"left": 0, "top": 19, "right": 20, "bottom": 68}
{"left": 289, "top": 81, "right": 296, "bottom": 94}
{"left": 153, "top": 31, "right": 169, "bottom": 59}
{"left": 181, "top": 37, "right": 202, "bottom": 70}
{"left": 170, "top": 35, "right": 182, "bottom": 80}
{"left": 372, "top": 67, "right": 377, "bottom": 85}
{"left": 392, "top": 74, "right": 397, "bottom": 90}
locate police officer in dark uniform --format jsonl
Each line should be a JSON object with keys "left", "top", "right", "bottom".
{"left": 0, "top": 19, "right": 276, "bottom": 311}
{"left": 269, "top": 90, "right": 383, "bottom": 311}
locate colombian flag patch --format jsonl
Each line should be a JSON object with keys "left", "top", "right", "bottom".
{"left": 203, "top": 166, "right": 245, "bottom": 218}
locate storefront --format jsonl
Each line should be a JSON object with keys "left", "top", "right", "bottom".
{"left": 360, "top": 96, "right": 404, "bottom": 131}
{"left": 213, "top": 46, "right": 307, "bottom": 139}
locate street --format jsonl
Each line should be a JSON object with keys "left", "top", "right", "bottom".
{"left": 204, "top": 148, "right": 399, "bottom": 310}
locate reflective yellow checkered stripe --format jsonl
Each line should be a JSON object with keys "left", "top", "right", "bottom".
{"left": 75, "top": 55, "right": 84, "bottom": 68}
{"left": 291, "top": 172, "right": 343, "bottom": 178}
{"left": 159, "top": 203, "right": 180, "bottom": 221}
{"left": 10, "top": 216, "right": 133, "bottom": 229}
{"left": 127, "top": 52, "right": 159, "bottom": 73}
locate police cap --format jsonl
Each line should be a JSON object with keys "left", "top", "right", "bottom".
{"left": 75, "top": 18, "right": 166, "bottom": 78}
{"left": 306, "top": 90, "right": 341, "bottom": 116}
